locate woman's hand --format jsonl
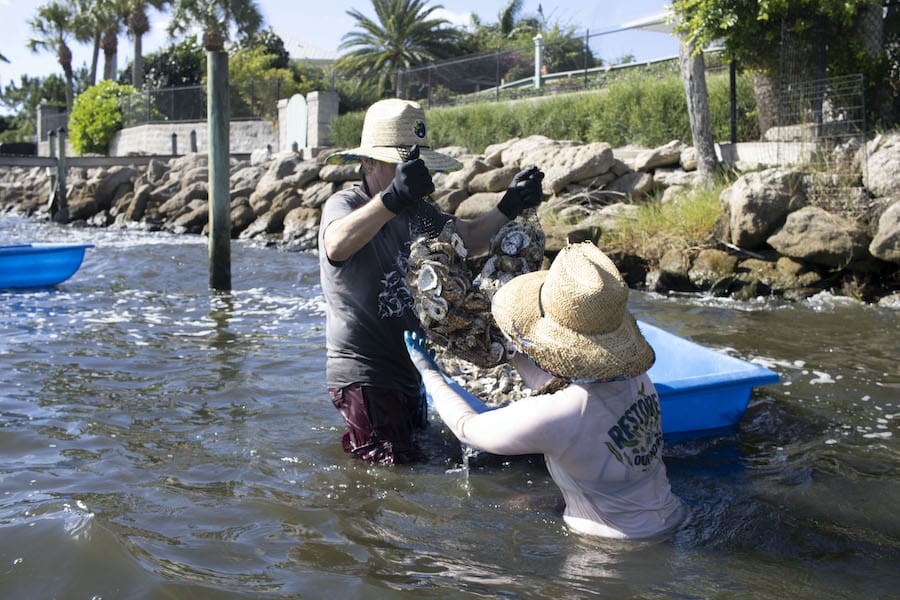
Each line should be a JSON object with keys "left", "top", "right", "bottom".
{"left": 404, "top": 330, "right": 440, "bottom": 374}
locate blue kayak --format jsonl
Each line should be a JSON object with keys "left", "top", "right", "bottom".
{"left": 0, "top": 243, "right": 94, "bottom": 289}
{"left": 638, "top": 321, "right": 780, "bottom": 436}
{"left": 433, "top": 320, "right": 780, "bottom": 438}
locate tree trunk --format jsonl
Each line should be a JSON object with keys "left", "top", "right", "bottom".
{"left": 101, "top": 26, "right": 118, "bottom": 81}
{"left": 855, "top": 0, "right": 888, "bottom": 125}
{"left": 132, "top": 34, "right": 144, "bottom": 89}
{"left": 678, "top": 39, "right": 717, "bottom": 182}
{"left": 129, "top": 5, "right": 149, "bottom": 89}
{"left": 752, "top": 71, "right": 779, "bottom": 140}
{"left": 90, "top": 32, "right": 101, "bottom": 86}
{"left": 58, "top": 42, "right": 74, "bottom": 113}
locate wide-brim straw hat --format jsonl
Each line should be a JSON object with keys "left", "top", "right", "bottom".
{"left": 325, "top": 99, "right": 462, "bottom": 173}
{"left": 491, "top": 242, "right": 655, "bottom": 380}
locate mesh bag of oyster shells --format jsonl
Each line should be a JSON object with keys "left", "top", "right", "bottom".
{"left": 407, "top": 208, "right": 545, "bottom": 369}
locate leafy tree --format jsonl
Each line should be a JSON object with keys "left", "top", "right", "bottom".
{"left": 243, "top": 27, "right": 290, "bottom": 69}
{"left": 460, "top": 0, "right": 541, "bottom": 52}
{"left": 27, "top": 1, "right": 78, "bottom": 112}
{"left": 68, "top": 79, "right": 137, "bottom": 154}
{"left": 131, "top": 39, "right": 205, "bottom": 88}
{"left": 168, "top": 0, "right": 263, "bottom": 51}
{"left": 671, "top": 0, "right": 894, "bottom": 131}
{"left": 0, "top": 74, "right": 73, "bottom": 142}
{"left": 336, "top": 0, "right": 461, "bottom": 97}
{"left": 229, "top": 45, "right": 294, "bottom": 118}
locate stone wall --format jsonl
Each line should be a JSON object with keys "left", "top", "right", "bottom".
{"left": 108, "top": 120, "right": 277, "bottom": 156}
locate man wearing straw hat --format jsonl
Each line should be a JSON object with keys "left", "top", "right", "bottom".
{"left": 319, "top": 98, "right": 545, "bottom": 465}
{"left": 405, "top": 243, "right": 687, "bottom": 538}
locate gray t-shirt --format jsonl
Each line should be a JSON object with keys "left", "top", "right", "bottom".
{"left": 318, "top": 186, "right": 423, "bottom": 396}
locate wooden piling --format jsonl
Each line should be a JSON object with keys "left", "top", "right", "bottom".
{"left": 207, "top": 51, "right": 232, "bottom": 291}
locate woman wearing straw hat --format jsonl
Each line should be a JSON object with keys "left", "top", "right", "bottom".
{"left": 405, "top": 242, "right": 687, "bottom": 538}
{"left": 319, "top": 98, "right": 544, "bottom": 465}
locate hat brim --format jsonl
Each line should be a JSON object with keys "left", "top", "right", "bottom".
{"left": 491, "top": 270, "right": 655, "bottom": 380}
{"left": 325, "top": 146, "right": 462, "bottom": 173}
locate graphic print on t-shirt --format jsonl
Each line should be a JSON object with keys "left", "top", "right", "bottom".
{"left": 377, "top": 252, "right": 414, "bottom": 319}
{"left": 604, "top": 382, "right": 663, "bottom": 471}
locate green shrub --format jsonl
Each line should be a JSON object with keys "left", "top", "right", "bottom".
{"left": 69, "top": 81, "right": 139, "bottom": 155}
{"left": 329, "top": 110, "right": 366, "bottom": 148}
{"left": 330, "top": 68, "right": 759, "bottom": 153}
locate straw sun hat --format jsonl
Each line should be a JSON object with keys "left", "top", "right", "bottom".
{"left": 325, "top": 99, "right": 462, "bottom": 173}
{"left": 491, "top": 242, "right": 655, "bottom": 381}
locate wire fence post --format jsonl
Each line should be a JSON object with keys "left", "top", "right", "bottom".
{"left": 495, "top": 52, "right": 501, "bottom": 101}
{"left": 46, "top": 130, "right": 57, "bottom": 213}
{"left": 584, "top": 29, "right": 590, "bottom": 88}
{"left": 52, "top": 128, "right": 68, "bottom": 224}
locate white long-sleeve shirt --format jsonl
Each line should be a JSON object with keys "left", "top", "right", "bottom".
{"left": 420, "top": 354, "right": 687, "bottom": 539}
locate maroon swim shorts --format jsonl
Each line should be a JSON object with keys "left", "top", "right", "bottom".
{"left": 328, "top": 384, "right": 426, "bottom": 465}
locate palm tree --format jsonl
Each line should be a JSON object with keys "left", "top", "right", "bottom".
{"left": 168, "top": 0, "right": 262, "bottom": 52}
{"left": 72, "top": 0, "right": 104, "bottom": 86}
{"left": 336, "top": 0, "right": 460, "bottom": 96}
{"left": 27, "top": 1, "right": 78, "bottom": 112}
{"left": 96, "top": 0, "right": 131, "bottom": 81}
{"left": 128, "top": 0, "right": 169, "bottom": 88}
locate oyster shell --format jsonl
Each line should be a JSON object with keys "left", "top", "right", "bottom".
{"left": 407, "top": 209, "right": 546, "bottom": 368}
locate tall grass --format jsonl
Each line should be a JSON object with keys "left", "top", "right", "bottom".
{"left": 600, "top": 183, "right": 726, "bottom": 262}
{"left": 330, "top": 70, "right": 759, "bottom": 152}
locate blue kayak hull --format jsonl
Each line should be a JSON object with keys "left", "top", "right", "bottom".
{"left": 0, "top": 244, "right": 93, "bottom": 289}
{"left": 639, "top": 321, "right": 780, "bottom": 436}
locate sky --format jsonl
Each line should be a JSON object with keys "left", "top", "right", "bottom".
{"left": 0, "top": 0, "right": 677, "bottom": 105}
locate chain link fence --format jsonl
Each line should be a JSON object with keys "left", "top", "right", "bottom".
{"left": 397, "top": 27, "right": 697, "bottom": 107}
{"left": 40, "top": 79, "right": 285, "bottom": 137}
{"left": 122, "top": 78, "right": 284, "bottom": 126}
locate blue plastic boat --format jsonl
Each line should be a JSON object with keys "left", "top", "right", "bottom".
{"left": 430, "top": 320, "right": 780, "bottom": 438}
{"left": 638, "top": 321, "right": 780, "bottom": 436}
{"left": 0, "top": 243, "right": 93, "bottom": 289}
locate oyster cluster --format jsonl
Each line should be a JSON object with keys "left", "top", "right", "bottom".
{"left": 474, "top": 210, "right": 545, "bottom": 300}
{"left": 407, "top": 210, "right": 545, "bottom": 368}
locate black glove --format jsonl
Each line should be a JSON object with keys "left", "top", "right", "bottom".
{"left": 497, "top": 165, "right": 545, "bottom": 219}
{"left": 381, "top": 145, "right": 435, "bottom": 214}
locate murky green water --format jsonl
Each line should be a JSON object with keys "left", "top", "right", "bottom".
{"left": 1, "top": 217, "right": 897, "bottom": 599}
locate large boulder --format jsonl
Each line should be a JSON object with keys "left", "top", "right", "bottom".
{"left": 444, "top": 157, "right": 492, "bottom": 190}
{"left": 869, "top": 199, "right": 900, "bottom": 264}
{"left": 92, "top": 166, "right": 138, "bottom": 209}
{"left": 283, "top": 206, "right": 321, "bottom": 250}
{"left": 158, "top": 181, "right": 208, "bottom": 218}
{"left": 631, "top": 140, "right": 684, "bottom": 172}
{"left": 468, "top": 166, "right": 518, "bottom": 193}
{"left": 767, "top": 205, "right": 870, "bottom": 268}
{"left": 453, "top": 192, "right": 501, "bottom": 219}
{"left": 498, "top": 135, "right": 579, "bottom": 171}
{"left": 864, "top": 132, "right": 900, "bottom": 197}
{"left": 540, "top": 142, "right": 616, "bottom": 195}
{"left": 719, "top": 168, "right": 807, "bottom": 249}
